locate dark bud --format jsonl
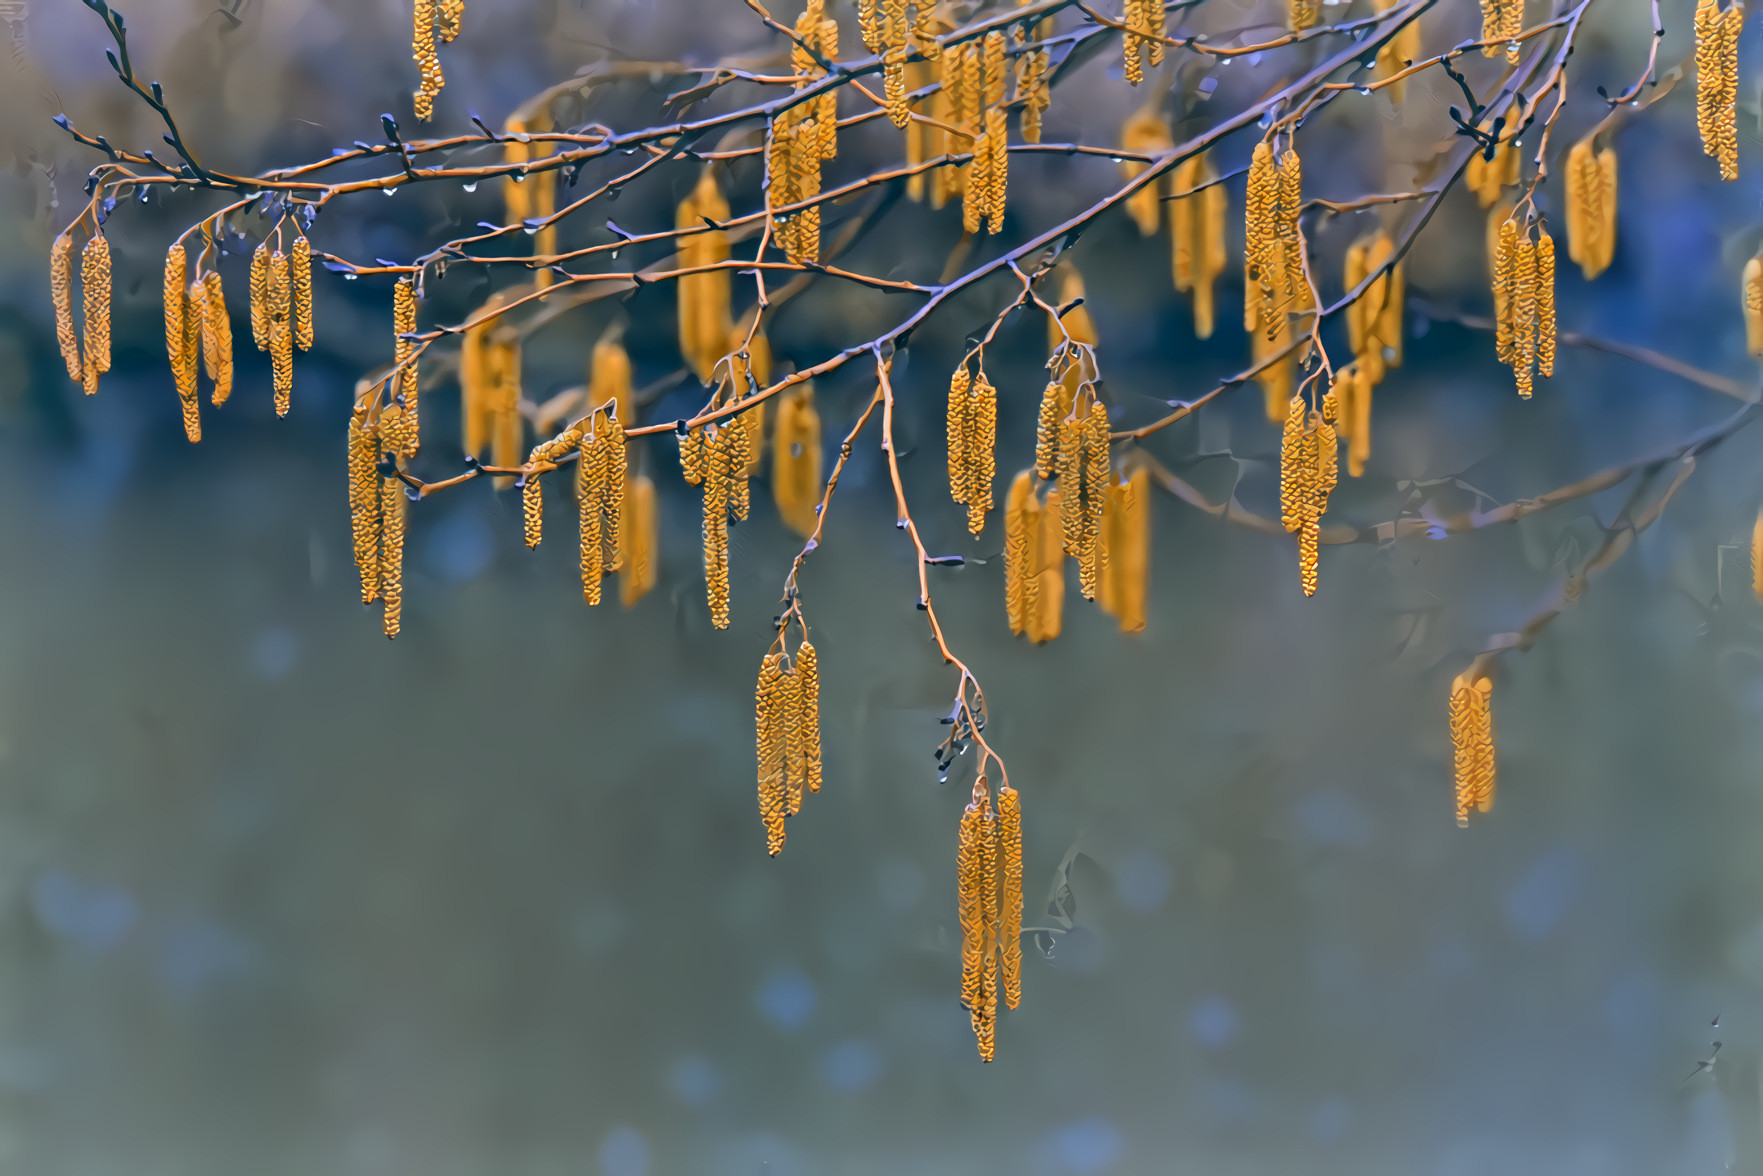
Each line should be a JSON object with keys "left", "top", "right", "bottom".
{"left": 150, "top": 81, "right": 163, "bottom": 104}
{"left": 380, "top": 114, "right": 401, "bottom": 142}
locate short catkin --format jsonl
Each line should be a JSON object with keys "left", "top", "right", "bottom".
{"left": 202, "top": 271, "right": 234, "bottom": 406}
{"left": 291, "top": 236, "right": 314, "bottom": 351}
{"left": 81, "top": 234, "right": 111, "bottom": 394}
{"left": 270, "top": 250, "right": 294, "bottom": 416}
{"left": 1449, "top": 673, "right": 1496, "bottom": 825}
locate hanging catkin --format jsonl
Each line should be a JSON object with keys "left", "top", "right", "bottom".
{"left": 270, "top": 251, "right": 294, "bottom": 416}
{"left": 80, "top": 234, "right": 111, "bottom": 395}
{"left": 757, "top": 651, "right": 788, "bottom": 855}
{"left": 250, "top": 241, "right": 271, "bottom": 350}
{"left": 1004, "top": 471, "right": 1035, "bottom": 637}
{"left": 773, "top": 384, "right": 823, "bottom": 537}
{"left": 965, "top": 371, "right": 997, "bottom": 535}
{"left": 795, "top": 640, "right": 822, "bottom": 794}
{"left": 1753, "top": 505, "right": 1763, "bottom": 603}
{"left": 52, "top": 234, "right": 81, "bottom": 383}
{"left": 1033, "top": 486, "right": 1066, "bottom": 644}
{"left": 349, "top": 406, "right": 381, "bottom": 604}
{"left": 201, "top": 271, "right": 234, "bottom": 407}
{"left": 619, "top": 474, "right": 658, "bottom": 607}
{"left": 291, "top": 235, "right": 314, "bottom": 351}
{"left": 1372, "top": 0, "right": 1420, "bottom": 103}
{"left": 1098, "top": 465, "right": 1149, "bottom": 633}
{"left": 1170, "top": 153, "right": 1227, "bottom": 339}
{"left": 1119, "top": 108, "right": 1173, "bottom": 237}
{"left": 1743, "top": 250, "right": 1763, "bottom": 356}
{"left": 579, "top": 418, "right": 606, "bottom": 605}
{"left": 178, "top": 280, "right": 202, "bottom": 442}
{"left": 1697, "top": 0, "right": 1742, "bottom": 180}
{"left": 977, "top": 802, "right": 999, "bottom": 1063}
{"left": 412, "top": 0, "right": 443, "bottom": 119}
{"left": 1449, "top": 672, "right": 1496, "bottom": 825}
{"left": 957, "top": 793, "right": 985, "bottom": 1022}
{"left": 997, "top": 781, "right": 1023, "bottom": 1009}
{"left": 380, "top": 473, "right": 406, "bottom": 639}
{"left": 392, "top": 276, "right": 418, "bottom": 436}
{"left": 948, "top": 365, "right": 972, "bottom": 506}
{"left": 704, "top": 426, "right": 732, "bottom": 629}
{"left": 161, "top": 244, "right": 188, "bottom": 392}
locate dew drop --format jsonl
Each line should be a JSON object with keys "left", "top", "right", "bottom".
{"left": 462, "top": 181, "right": 478, "bottom": 192}
{"left": 343, "top": 273, "right": 359, "bottom": 281}
{"left": 384, "top": 187, "right": 398, "bottom": 197}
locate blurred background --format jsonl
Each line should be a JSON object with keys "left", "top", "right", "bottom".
{"left": 3, "top": 0, "right": 1763, "bottom": 1172}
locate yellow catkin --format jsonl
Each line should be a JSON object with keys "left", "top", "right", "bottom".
{"left": 1536, "top": 229, "right": 1556, "bottom": 379}
{"left": 1004, "top": 471, "right": 1034, "bottom": 636}
{"left": 1720, "top": 5, "right": 1742, "bottom": 181}
{"left": 967, "top": 372, "right": 997, "bottom": 535}
{"left": 489, "top": 335, "right": 524, "bottom": 488}
{"left": 957, "top": 796, "right": 984, "bottom": 1022}
{"left": 1098, "top": 466, "right": 1149, "bottom": 632}
{"left": 380, "top": 474, "right": 406, "bottom": 638}
{"left": 1449, "top": 673, "right": 1496, "bottom": 825}
{"left": 997, "top": 782, "right": 1023, "bottom": 1010}
{"left": 1289, "top": 0, "right": 1318, "bottom": 32}
{"left": 1120, "top": 108, "right": 1172, "bottom": 237}
{"left": 678, "top": 170, "right": 734, "bottom": 378}
{"left": 978, "top": 802, "right": 999, "bottom": 1063}
{"left": 796, "top": 640, "right": 822, "bottom": 794}
{"left": 80, "top": 234, "right": 111, "bottom": 393}
{"left": 1078, "top": 401, "right": 1109, "bottom": 600}
{"left": 412, "top": 0, "right": 441, "bottom": 119}
{"left": 1058, "top": 414, "right": 1083, "bottom": 556}
{"left": 291, "top": 236, "right": 314, "bottom": 351}
{"left": 192, "top": 271, "right": 219, "bottom": 392}
{"left": 1123, "top": 0, "right": 1145, "bottom": 86}
{"left": 705, "top": 427, "right": 733, "bottom": 630}
{"left": 782, "top": 662, "right": 805, "bottom": 817}
{"left": 1170, "top": 154, "right": 1227, "bottom": 339}
{"left": 619, "top": 474, "right": 658, "bottom": 607}
{"left": 965, "top": 120, "right": 990, "bottom": 236}
{"left": 201, "top": 271, "right": 234, "bottom": 407}
{"left": 884, "top": 47, "right": 910, "bottom": 128}
{"left": 1512, "top": 231, "right": 1538, "bottom": 398}
{"left": 1753, "top": 505, "right": 1763, "bottom": 602}
{"left": 521, "top": 444, "right": 548, "bottom": 550}
{"left": 758, "top": 652, "right": 788, "bottom": 855}
{"left": 1277, "top": 150, "right": 1306, "bottom": 316}
{"left": 53, "top": 235, "right": 80, "bottom": 382}
{"left": 602, "top": 415, "right": 626, "bottom": 570}
{"left": 348, "top": 407, "right": 381, "bottom": 604}
{"left": 773, "top": 385, "right": 824, "bottom": 538}
{"left": 578, "top": 420, "right": 606, "bottom": 605}
{"left": 162, "top": 244, "right": 188, "bottom": 392}
{"left": 250, "top": 241, "right": 270, "bottom": 351}
{"left": 1499, "top": 0, "right": 1522, "bottom": 60}
{"left": 392, "top": 276, "right": 418, "bottom": 435}
{"left": 438, "top": 0, "right": 462, "bottom": 41}
{"left": 1494, "top": 217, "right": 1518, "bottom": 365}
{"left": 1480, "top": 0, "right": 1500, "bottom": 53}
{"left": 270, "top": 251, "right": 293, "bottom": 417}
{"left": 729, "top": 322, "right": 770, "bottom": 476}
{"left": 985, "top": 108, "right": 1008, "bottom": 235}
{"left": 727, "top": 404, "right": 752, "bottom": 524}
{"left": 1744, "top": 253, "right": 1763, "bottom": 356}
{"left": 179, "top": 280, "right": 202, "bottom": 441}
{"left": 948, "top": 365, "right": 973, "bottom": 506}
{"left": 1032, "top": 486, "right": 1066, "bottom": 644}
{"left": 1373, "top": 0, "right": 1420, "bottom": 103}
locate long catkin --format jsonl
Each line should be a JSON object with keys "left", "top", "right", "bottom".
{"left": 957, "top": 798, "right": 984, "bottom": 1017}
{"left": 81, "top": 234, "right": 111, "bottom": 394}
{"left": 270, "top": 251, "right": 293, "bottom": 416}
{"left": 392, "top": 276, "right": 418, "bottom": 435}
{"left": 1004, "top": 471, "right": 1034, "bottom": 636}
{"left": 349, "top": 408, "right": 381, "bottom": 604}
{"left": 997, "top": 782, "right": 1023, "bottom": 1011}
{"left": 202, "top": 271, "right": 234, "bottom": 406}
{"left": 380, "top": 474, "right": 406, "bottom": 639}
{"left": 53, "top": 235, "right": 81, "bottom": 382}
{"left": 795, "top": 640, "right": 822, "bottom": 794}
{"left": 978, "top": 804, "right": 999, "bottom": 1063}
{"left": 291, "top": 236, "right": 314, "bottom": 351}
{"left": 180, "top": 280, "right": 203, "bottom": 442}
{"left": 757, "top": 652, "right": 788, "bottom": 856}
{"left": 250, "top": 241, "right": 271, "bottom": 350}
{"left": 966, "top": 372, "right": 997, "bottom": 535}
{"left": 163, "top": 244, "right": 189, "bottom": 393}
{"left": 619, "top": 474, "right": 658, "bottom": 607}
{"left": 773, "top": 385, "right": 823, "bottom": 537}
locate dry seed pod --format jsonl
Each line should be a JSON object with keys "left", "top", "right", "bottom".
{"left": 250, "top": 241, "right": 271, "bottom": 350}
{"left": 81, "top": 235, "right": 111, "bottom": 391}
{"left": 757, "top": 652, "right": 788, "bottom": 855}
{"left": 291, "top": 236, "right": 314, "bottom": 351}
{"left": 1448, "top": 672, "right": 1496, "bottom": 825}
